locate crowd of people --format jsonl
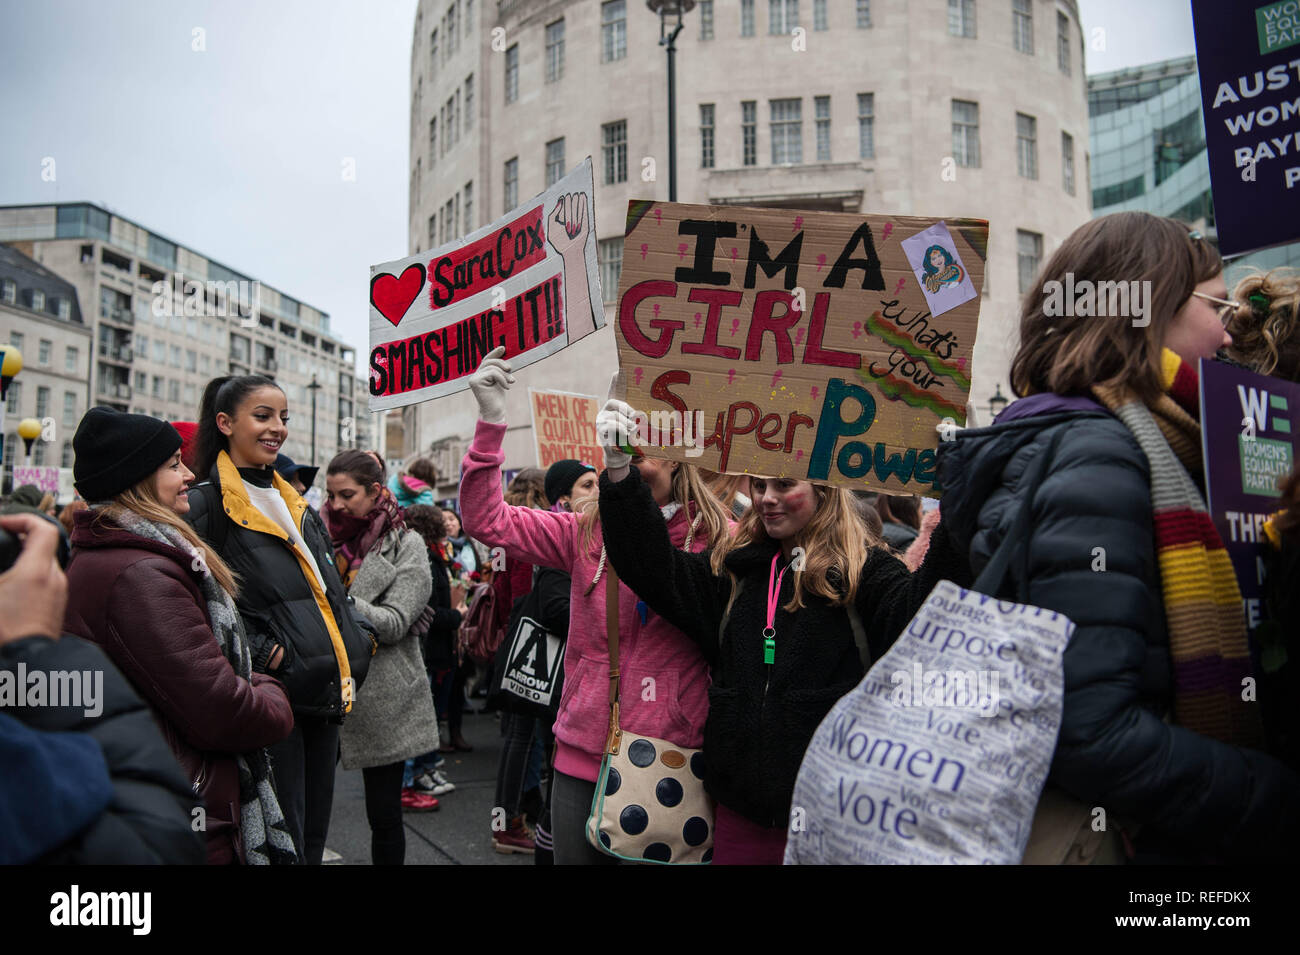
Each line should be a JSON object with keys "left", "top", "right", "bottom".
{"left": 2, "top": 211, "right": 1299, "bottom": 864}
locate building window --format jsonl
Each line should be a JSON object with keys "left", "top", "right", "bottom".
{"left": 814, "top": 96, "right": 831, "bottom": 162}
{"left": 464, "top": 74, "right": 473, "bottom": 129}
{"left": 505, "top": 44, "right": 519, "bottom": 103}
{"left": 429, "top": 117, "right": 437, "bottom": 166}
{"left": 464, "top": 181, "right": 474, "bottom": 232}
{"left": 153, "top": 340, "right": 166, "bottom": 363}
{"left": 948, "top": 0, "right": 975, "bottom": 38}
{"left": 770, "top": 0, "right": 798, "bottom": 34}
{"left": 504, "top": 158, "right": 518, "bottom": 211}
{"left": 741, "top": 0, "right": 755, "bottom": 36}
{"left": 32, "top": 290, "right": 45, "bottom": 312}
{"left": 1012, "top": 0, "right": 1033, "bottom": 54}
{"left": 55, "top": 297, "right": 70, "bottom": 319}
{"left": 185, "top": 349, "right": 197, "bottom": 372}
{"left": 598, "top": 238, "right": 624, "bottom": 302}
{"left": 465, "top": 0, "right": 473, "bottom": 34}
{"left": 5, "top": 381, "right": 19, "bottom": 415}
{"left": 1062, "top": 131, "right": 1075, "bottom": 196}
{"left": 1057, "top": 12, "right": 1070, "bottom": 75}
{"left": 546, "top": 138, "right": 566, "bottom": 187}
{"left": 36, "top": 386, "right": 49, "bottom": 418}
{"left": 428, "top": 214, "right": 436, "bottom": 248}
{"left": 770, "top": 98, "right": 802, "bottom": 164}
{"left": 66, "top": 345, "right": 79, "bottom": 372}
{"left": 34, "top": 440, "right": 47, "bottom": 466}
{"left": 39, "top": 339, "right": 51, "bottom": 366}
{"left": 857, "top": 0, "right": 871, "bottom": 28}
{"left": 1017, "top": 229, "right": 1043, "bottom": 294}
{"left": 170, "top": 345, "right": 182, "bottom": 368}
{"left": 952, "top": 100, "right": 980, "bottom": 168}
{"left": 858, "top": 93, "right": 874, "bottom": 159}
{"left": 546, "top": 19, "right": 565, "bottom": 82}
{"left": 1017, "top": 112, "right": 1038, "bottom": 179}
{"left": 135, "top": 371, "right": 147, "bottom": 391}
{"left": 62, "top": 440, "right": 73, "bottom": 468}
{"left": 742, "top": 100, "right": 758, "bottom": 166}
{"left": 603, "top": 120, "right": 628, "bottom": 184}
{"left": 813, "top": 0, "right": 827, "bottom": 31}
{"left": 700, "top": 105, "right": 715, "bottom": 169}
{"left": 602, "top": 0, "right": 627, "bottom": 63}
{"left": 63, "top": 391, "right": 76, "bottom": 428}
{"left": 430, "top": 29, "right": 438, "bottom": 75}
{"left": 1, "top": 279, "right": 14, "bottom": 305}
{"left": 169, "top": 380, "right": 181, "bottom": 403}
{"left": 700, "top": 1, "right": 714, "bottom": 38}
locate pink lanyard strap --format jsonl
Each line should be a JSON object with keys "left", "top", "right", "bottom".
{"left": 764, "top": 552, "right": 788, "bottom": 664}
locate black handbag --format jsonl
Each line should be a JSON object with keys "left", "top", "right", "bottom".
{"left": 488, "top": 567, "right": 567, "bottom": 720}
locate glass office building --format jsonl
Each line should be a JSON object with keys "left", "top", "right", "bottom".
{"left": 1088, "top": 56, "right": 1300, "bottom": 278}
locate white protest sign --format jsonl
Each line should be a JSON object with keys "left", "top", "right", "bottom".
{"left": 784, "top": 579, "right": 1074, "bottom": 865}
{"left": 367, "top": 158, "right": 603, "bottom": 412}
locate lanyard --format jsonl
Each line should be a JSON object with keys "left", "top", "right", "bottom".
{"left": 764, "top": 552, "right": 789, "bottom": 665}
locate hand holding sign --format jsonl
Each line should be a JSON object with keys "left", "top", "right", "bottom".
{"left": 468, "top": 345, "right": 515, "bottom": 424}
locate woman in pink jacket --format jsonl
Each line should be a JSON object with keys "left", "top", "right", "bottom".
{"left": 461, "top": 347, "right": 731, "bottom": 864}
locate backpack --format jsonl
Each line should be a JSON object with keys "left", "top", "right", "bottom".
{"left": 458, "top": 581, "right": 504, "bottom": 664}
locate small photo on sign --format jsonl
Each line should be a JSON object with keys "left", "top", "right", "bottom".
{"left": 900, "top": 222, "right": 978, "bottom": 319}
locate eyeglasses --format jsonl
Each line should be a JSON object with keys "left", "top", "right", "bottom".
{"left": 1190, "top": 290, "right": 1239, "bottom": 326}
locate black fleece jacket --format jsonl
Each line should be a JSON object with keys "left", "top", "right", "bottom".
{"left": 598, "top": 468, "right": 960, "bottom": 828}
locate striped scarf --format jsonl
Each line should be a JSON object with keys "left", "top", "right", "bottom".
{"left": 1093, "top": 349, "right": 1263, "bottom": 748}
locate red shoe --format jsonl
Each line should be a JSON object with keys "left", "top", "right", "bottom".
{"left": 492, "top": 816, "right": 535, "bottom": 854}
{"left": 401, "top": 788, "right": 440, "bottom": 812}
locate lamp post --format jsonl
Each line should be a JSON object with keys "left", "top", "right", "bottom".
{"left": 0, "top": 345, "right": 25, "bottom": 492}
{"left": 306, "top": 375, "right": 321, "bottom": 466}
{"left": 987, "top": 384, "right": 1009, "bottom": 421}
{"left": 647, "top": 1, "right": 695, "bottom": 202}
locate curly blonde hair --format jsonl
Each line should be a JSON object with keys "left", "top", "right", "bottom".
{"left": 1228, "top": 267, "right": 1300, "bottom": 381}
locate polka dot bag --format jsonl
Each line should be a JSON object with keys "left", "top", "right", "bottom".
{"left": 585, "top": 571, "right": 715, "bottom": 864}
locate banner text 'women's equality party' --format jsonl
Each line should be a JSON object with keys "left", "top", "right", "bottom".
{"left": 612, "top": 201, "right": 988, "bottom": 495}
{"left": 367, "top": 159, "right": 603, "bottom": 412}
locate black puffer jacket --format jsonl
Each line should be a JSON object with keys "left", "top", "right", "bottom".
{"left": 599, "top": 468, "right": 958, "bottom": 828}
{"left": 936, "top": 393, "right": 1300, "bottom": 862}
{"left": 185, "top": 453, "right": 373, "bottom": 722}
{"left": 1, "top": 635, "right": 205, "bottom": 864}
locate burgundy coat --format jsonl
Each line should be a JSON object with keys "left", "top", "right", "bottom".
{"left": 63, "top": 511, "right": 294, "bottom": 865}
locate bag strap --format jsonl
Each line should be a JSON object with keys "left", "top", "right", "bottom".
{"left": 193, "top": 480, "right": 228, "bottom": 553}
{"left": 972, "top": 425, "right": 1068, "bottom": 596}
{"left": 603, "top": 569, "right": 623, "bottom": 756}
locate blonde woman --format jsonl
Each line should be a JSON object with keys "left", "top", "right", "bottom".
{"left": 63, "top": 407, "right": 295, "bottom": 865}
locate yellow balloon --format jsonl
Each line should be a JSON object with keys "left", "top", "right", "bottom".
{"left": 18, "top": 418, "right": 42, "bottom": 440}
{"left": 0, "top": 344, "right": 23, "bottom": 377}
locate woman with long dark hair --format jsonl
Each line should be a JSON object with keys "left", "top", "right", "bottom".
{"left": 184, "top": 375, "right": 375, "bottom": 864}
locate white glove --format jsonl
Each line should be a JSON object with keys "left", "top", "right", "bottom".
{"left": 467, "top": 345, "right": 514, "bottom": 424}
{"left": 596, "top": 398, "right": 640, "bottom": 471}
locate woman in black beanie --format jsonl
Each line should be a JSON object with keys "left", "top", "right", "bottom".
{"left": 62, "top": 406, "right": 295, "bottom": 864}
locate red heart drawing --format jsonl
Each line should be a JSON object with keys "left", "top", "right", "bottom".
{"left": 370, "top": 263, "right": 426, "bottom": 327}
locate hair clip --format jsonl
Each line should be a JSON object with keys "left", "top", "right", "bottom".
{"left": 1188, "top": 230, "right": 1204, "bottom": 240}
{"left": 1249, "top": 292, "right": 1270, "bottom": 312}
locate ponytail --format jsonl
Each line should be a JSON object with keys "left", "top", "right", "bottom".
{"left": 195, "top": 374, "right": 281, "bottom": 477}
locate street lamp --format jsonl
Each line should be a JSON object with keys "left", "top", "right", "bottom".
{"left": 306, "top": 376, "right": 321, "bottom": 466}
{"left": 647, "top": 1, "right": 695, "bottom": 202}
{"left": 987, "top": 384, "right": 1009, "bottom": 420}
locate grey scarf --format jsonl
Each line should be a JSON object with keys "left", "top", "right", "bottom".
{"left": 96, "top": 505, "right": 297, "bottom": 865}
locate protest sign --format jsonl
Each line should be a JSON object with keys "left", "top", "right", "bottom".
{"left": 528, "top": 389, "right": 604, "bottom": 469}
{"left": 13, "top": 465, "right": 59, "bottom": 494}
{"left": 1200, "top": 359, "right": 1300, "bottom": 668}
{"left": 784, "top": 580, "right": 1072, "bottom": 865}
{"left": 1191, "top": 0, "right": 1300, "bottom": 255}
{"left": 368, "top": 159, "right": 603, "bottom": 412}
{"left": 611, "top": 201, "right": 986, "bottom": 494}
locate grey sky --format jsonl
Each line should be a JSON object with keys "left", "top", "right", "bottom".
{"left": 0, "top": 0, "right": 1195, "bottom": 376}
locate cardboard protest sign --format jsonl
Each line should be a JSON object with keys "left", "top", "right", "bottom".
{"left": 529, "top": 389, "right": 605, "bottom": 469}
{"left": 367, "top": 159, "right": 603, "bottom": 412}
{"left": 1200, "top": 359, "right": 1300, "bottom": 670}
{"left": 1191, "top": 0, "right": 1300, "bottom": 256}
{"left": 612, "top": 201, "right": 986, "bottom": 495}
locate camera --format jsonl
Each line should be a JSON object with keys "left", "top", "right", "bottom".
{"left": 0, "top": 514, "right": 71, "bottom": 574}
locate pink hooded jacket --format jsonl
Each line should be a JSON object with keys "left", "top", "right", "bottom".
{"left": 460, "top": 420, "right": 712, "bottom": 783}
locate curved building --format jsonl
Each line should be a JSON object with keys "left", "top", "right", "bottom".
{"left": 406, "top": 0, "right": 1092, "bottom": 489}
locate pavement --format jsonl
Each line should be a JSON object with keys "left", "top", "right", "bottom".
{"left": 323, "top": 701, "right": 538, "bottom": 866}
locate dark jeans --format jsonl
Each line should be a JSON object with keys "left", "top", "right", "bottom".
{"left": 267, "top": 715, "right": 339, "bottom": 865}
{"left": 361, "top": 760, "right": 406, "bottom": 865}
{"left": 434, "top": 664, "right": 466, "bottom": 732}
{"left": 551, "top": 770, "right": 619, "bottom": 866}
{"left": 493, "top": 711, "right": 536, "bottom": 818}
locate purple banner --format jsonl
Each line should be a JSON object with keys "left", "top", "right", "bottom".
{"left": 1199, "top": 359, "right": 1300, "bottom": 654}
